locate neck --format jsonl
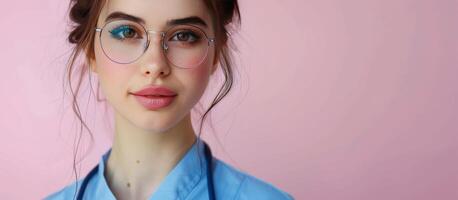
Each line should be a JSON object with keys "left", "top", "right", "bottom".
{"left": 105, "top": 113, "right": 197, "bottom": 200}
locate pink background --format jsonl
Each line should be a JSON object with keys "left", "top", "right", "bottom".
{"left": 1, "top": 0, "right": 457, "bottom": 199}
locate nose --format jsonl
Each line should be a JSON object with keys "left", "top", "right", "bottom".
{"left": 139, "top": 32, "right": 171, "bottom": 78}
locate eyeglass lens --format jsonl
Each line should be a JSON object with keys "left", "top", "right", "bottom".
{"left": 99, "top": 20, "right": 211, "bottom": 68}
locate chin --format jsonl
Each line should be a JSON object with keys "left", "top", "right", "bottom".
{"left": 132, "top": 114, "right": 182, "bottom": 133}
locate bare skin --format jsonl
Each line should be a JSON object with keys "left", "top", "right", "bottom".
{"left": 88, "top": 0, "right": 218, "bottom": 199}
{"left": 105, "top": 113, "right": 197, "bottom": 200}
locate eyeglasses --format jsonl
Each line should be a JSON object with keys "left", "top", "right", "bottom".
{"left": 95, "top": 19, "right": 216, "bottom": 68}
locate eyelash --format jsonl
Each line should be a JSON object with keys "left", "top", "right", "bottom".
{"left": 109, "top": 25, "right": 141, "bottom": 40}
{"left": 109, "top": 25, "right": 201, "bottom": 43}
{"left": 170, "top": 30, "right": 200, "bottom": 43}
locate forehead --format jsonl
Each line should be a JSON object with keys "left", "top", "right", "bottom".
{"left": 98, "top": 0, "right": 212, "bottom": 30}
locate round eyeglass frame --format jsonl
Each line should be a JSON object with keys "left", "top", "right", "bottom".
{"left": 94, "top": 20, "right": 216, "bottom": 69}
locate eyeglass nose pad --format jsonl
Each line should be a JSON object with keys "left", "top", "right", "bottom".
{"left": 160, "top": 32, "right": 169, "bottom": 53}
{"left": 143, "top": 41, "right": 149, "bottom": 53}
{"left": 146, "top": 31, "right": 168, "bottom": 53}
{"left": 163, "top": 42, "right": 169, "bottom": 52}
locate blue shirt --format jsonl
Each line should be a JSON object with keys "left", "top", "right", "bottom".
{"left": 45, "top": 138, "right": 294, "bottom": 200}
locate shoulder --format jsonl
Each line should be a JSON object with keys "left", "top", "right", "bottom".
{"left": 44, "top": 179, "right": 83, "bottom": 200}
{"left": 213, "top": 158, "right": 294, "bottom": 200}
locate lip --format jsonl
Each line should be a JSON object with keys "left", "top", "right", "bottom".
{"left": 130, "top": 85, "right": 177, "bottom": 110}
{"left": 131, "top": 85, "right": 177, "bottom": 97}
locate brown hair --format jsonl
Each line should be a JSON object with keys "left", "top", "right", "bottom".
{"left": 64, "top": 0, "right": 240, "bottom": 198}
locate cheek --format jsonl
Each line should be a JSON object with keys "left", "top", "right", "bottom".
{"left": 179, "top": 45, "right": 215, "bottom": 89}
{"left": 186, "top": 55, "right": 207, "bottom": 67}
{"left": 182, "top": 58, "right": 213, "bottom": 101}
{"left": 190, "top": 48, "right": 215, "bottom": 82}
{"left": 94, "top": 43, "right": 134, "bottom": 97}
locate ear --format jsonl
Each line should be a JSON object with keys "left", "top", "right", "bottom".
{"left": 84, "top": 44, "right": 97, "bottom": 74}
{"left": 211, "top": 62, "right": 218, "bottom": 75}
{"left": 88, "top": 58, "right": 97, "bottom": 74}
{"left": 211, "top": 49, "right": 220, "bottom": 75}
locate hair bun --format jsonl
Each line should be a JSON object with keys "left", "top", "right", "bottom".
{"left": 220, "top": 0, "right": 241, "bottom": 26}
{"left": 69, "top": 0, "right": 91, "bottom": 25}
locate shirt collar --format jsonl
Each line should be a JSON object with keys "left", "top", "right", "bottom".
{"left": 95, "top": 138, "right": 208, "bottom": 200}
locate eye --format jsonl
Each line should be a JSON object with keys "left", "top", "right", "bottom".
{"left": 109, "top": 25, "right": 142, "bottom": 40}
{"left": 170, "top": 30, "right": 201, "bottom": 43}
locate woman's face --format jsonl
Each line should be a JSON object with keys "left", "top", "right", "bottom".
{"left": 90, "top": 0, "right": 217, "bottom": 132}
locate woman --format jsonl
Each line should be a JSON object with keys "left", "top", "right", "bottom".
{"left": 46, "top": 0, "right": 293, "bottom": 199}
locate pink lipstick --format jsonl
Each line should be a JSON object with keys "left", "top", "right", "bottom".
{"left": 130, "top": 85, "right": 177, "bottom": 110}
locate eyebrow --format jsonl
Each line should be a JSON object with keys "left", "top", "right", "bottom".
{"left": 104, "top": 11, "right": 208, "bottom": 28}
